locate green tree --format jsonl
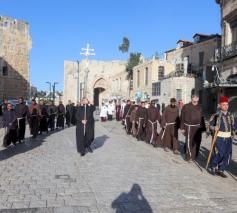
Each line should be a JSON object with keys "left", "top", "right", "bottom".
{"left": 119, "top": 37, "right": 130, "bottom": 53}
{"left": 126, "top": 52, "right": 141, "bottom": 79}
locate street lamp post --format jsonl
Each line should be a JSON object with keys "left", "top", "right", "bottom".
{"left": 77, "top": 60, "right": 80, "bottom": 102}
{"left": 80, "top": 43, "right": 95, "bottom": 98}
{"left": 46, "top": 82, "right": 52, "bottom": 100}
{"left": 52, "top": 82, "right": 58, "bottom": 102}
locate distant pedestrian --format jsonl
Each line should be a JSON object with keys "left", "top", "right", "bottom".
{"left": 2, "top": 103, "right": 18, "bottom": 147}
{"left": 39, "top": 100, "right": 49, "bottom": 134}
{"left": 100, "top": 103, "right": 108, "bottom": 122}
{"left": 115, "top": 101, "right": 121, "bottom": 121}
{"left": 15, "top": 97, "right": 29, "bottom": 143}
{"left": 28, "top": 99, "right": 40, "bottom": 138}
{"left": 56, "top": 101, "right": 65, "bottom": 129}
{"left": 48, "top": 100, "right": 57, "bottom": 131}
{"left": 107, "top": 101, "right": 114, "bottom": 121}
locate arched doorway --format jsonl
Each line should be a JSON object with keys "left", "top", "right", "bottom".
{"left": 93, "top": 78, "right": 108, "bottom": 107}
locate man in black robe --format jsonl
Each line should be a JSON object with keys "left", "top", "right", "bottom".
{"left": 66, "top": 100, "right": 73, "bottom": 127}
{"left": 39, "top": 100, "right": 48, "bottom": 134}
{"left": 2, "top": 103, "right": 18, "bottom": 147}
{"left": 71, "top": 103, "right": 77, "bottom": 126}
{"left": 15, "top": 97, "right": 29, "bottom": 143}
{"left": 76, "top": 98, "right": 95, "bottom": 156}
{"left": 56, "top": 101, "right": 65, "bottom": 129}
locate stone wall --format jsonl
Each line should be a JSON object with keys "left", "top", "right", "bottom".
{"left": 64, "top": 60, "right": 129, "bottom": 105}
{"left": 0, "top": 16, "right": 32, "bottom": 100}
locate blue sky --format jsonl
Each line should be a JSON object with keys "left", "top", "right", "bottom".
{"left": 1, "top": 0, "right": 221, "bottom": 91}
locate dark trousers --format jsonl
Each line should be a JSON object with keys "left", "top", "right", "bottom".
{"left": 211, "top": 137, "right": 232, "bottom": 172}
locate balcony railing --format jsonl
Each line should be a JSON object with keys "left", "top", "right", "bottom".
{"left": 222, "top": 41, "right": 237, "bottom": 60}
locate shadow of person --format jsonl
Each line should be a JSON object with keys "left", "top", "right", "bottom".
{"left": 92, "top": 135, "right": 109, "bottom": 150}
{"left": 0, "top": 131, "right": 48, "bottom": 161}
{"left": 111, "top": 184, "right": 153, "bottom": 213}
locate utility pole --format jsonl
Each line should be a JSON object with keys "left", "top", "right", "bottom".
{"left": 77, "top": 60, "right": 80, "bottom": 102}
{"left": 80, "top": 43, "right": 95, "bottom": 98}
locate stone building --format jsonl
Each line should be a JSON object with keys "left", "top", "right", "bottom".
{"left": 163, "top": 34, "right": 221, "bottom": 114}
{"left": 215, "top": 0, "right": 237, "bottom": 113}
{"left": 0, "top": 16, "right": 32, "bottom": 100}
{"left": 131, "top": 57, "right": 174, "bottom": 102}
{"left": 64, "top": 60, "right": 129, "bottom": 106}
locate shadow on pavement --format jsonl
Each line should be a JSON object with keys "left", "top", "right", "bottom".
{"left": 0, "top": 127, "right": 67, "bottom": 161}
{"left": 179, "top": 139, "right": 237, "bottom": 179}
{"left": 111, "top": 184, "right": 153, "bottom": 213}
{"left": 92, "top": 135, "right": 109, "bottom": 150}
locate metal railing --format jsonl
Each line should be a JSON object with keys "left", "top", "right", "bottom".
{"left": 222, "top": 41, "right": 237, "bottom": 60}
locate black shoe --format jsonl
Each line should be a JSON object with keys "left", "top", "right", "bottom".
{"left": 216, "top": 170, "right": 227, "bottom": 178}
{"left": 80, "top": 152, "right": 85, "bottom": 157}
{"left": 87, "top": 146, "right": 93, "bottom": 153}
{"left": 207, "top": 167, "right": 216, "bottom": 176}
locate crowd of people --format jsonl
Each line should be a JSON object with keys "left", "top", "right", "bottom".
{"left": 1, "top": 94, "right": 237, "bottom": 178}
{"left": 1, "top": 98, "right": 67, "bottom": 147}
{"left": 1, "top": 97, "right": 95, "bottom": 158}
{"left": 104, "top": 95, "right": 237, "bottom": 178}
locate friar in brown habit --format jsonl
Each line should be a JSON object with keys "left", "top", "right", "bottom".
{"left": 180, "top": 94, "right": 206, "bottom": 161}
{"left": 155, "top": 98, "right": 180, "bottom": 154}
{"left": 145, "top": 100, "right": 161, "bottom": 145}
{"left": 123, "top": 100, "right": 132, "bottom": 134}
{"left": 136, "top": 101, "right": 147, "bottom": 141}
{"left": 130, "top": 105, "right": 139, "bottom": 137}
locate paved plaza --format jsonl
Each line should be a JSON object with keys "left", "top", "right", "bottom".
{"left": 0, "top": 121, "right": 237, "bottom": 213}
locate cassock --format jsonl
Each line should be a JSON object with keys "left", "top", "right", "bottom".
{"left": 66, "top": 104, "right": 73, "bottom": 127}
{"left": 135, "top": 106, "right": 147, "bottom": 141}
{"left": 156, "top": 105, "right": 180, "bottom": 150}
{"left": 123, "top": 104, "right": 132, "bottom": 134}
{"left": 39, "top": 104, "right": 48, "bottom": 134}
{"left": 115, "top": 104, "right": 121, "bottom": 121}
{"left": 145, "top": 106, "right": 161, "bottom": 144}
{"left": 3, "top": 109, "right": 18, "bottom": 147}
{"left": 48, "top": 104, "right": 57, "bottom": 131}
{"left": 71, "top": 105, "right": 77, "bottom": 125}
{"left": 76, "top": 104, "right": 95, "bottom": 154}
{"left": 28, "top": 104, "right": 40, "bottom": 138}
{"left": 130, "top": 107, "right": 138, "bottom": 137}
{"left": 57, "top": 104, "right": 65, "bottom": 128}
{"left": 15, "top": 103, "right": 29, "bottom": 142}
{"left": 180, "top": 103, "right": 206, "bottom": 161}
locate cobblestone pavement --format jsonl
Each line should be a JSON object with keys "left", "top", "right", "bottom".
{"left": 0, "top": 121, "right": 237, "bottom": 213}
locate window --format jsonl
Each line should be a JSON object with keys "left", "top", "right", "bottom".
{"left": 2, "top": 66, "right": 8, "bottom": 76}
{"left": 199, "top": 52, "right": 204, "bottom": 66}
{"left": 176, "top": 89, "right": 182, "bottom": 101}
{"left": 145, "top": 67, "right": 148, "bottom": 85}
{"left": 137, "top": 70, "right": 140, "bottom": 88}
{"left": 152, "top": 82, "right": 161, "bottom": 96}
{"left": 158, "top": 66, "right": 165, "bottom": 80}
{"left": 230, "top": 19, "right": 237, "bottom": 42}
{"left": 176, "top": 63, "right": 184, "bottom": 72}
